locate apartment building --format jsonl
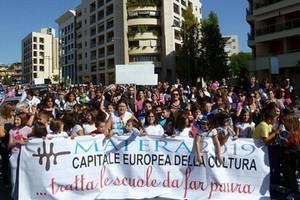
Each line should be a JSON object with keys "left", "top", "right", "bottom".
{"left": 247, "top": 0, "right": 300, "bottom": 89}
{"left": 22, "top": 27, "right": 59, "bottom": 84}
{"left": 55, "top": 10, "right": 77, "bottom": 84}
{"left": 65, "top": 0, "right": 202, "bottom": 85}
{"left": 223, "top": 35, "right": 239, "bottom": 57}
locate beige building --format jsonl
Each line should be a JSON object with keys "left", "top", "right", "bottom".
{"left": 22, "top": 27, "right": 59, "bottom": 84}
{"left": 55, "top": 10, "right": 77, "bottom": 84}
{"left": 247, "top": 0, "right": 300, "bottom": 89}
{"left": 223, "top": 35, "right": 239, "bottom": 57}
{"left": 69, "top": 0, "right": 202, "bottom": 85}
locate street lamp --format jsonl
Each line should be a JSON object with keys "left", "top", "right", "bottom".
{"left": 172, "top": 20, "right": 189, "bottom": 85}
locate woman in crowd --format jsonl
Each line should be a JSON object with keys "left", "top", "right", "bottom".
{"left": 64, "top": 91, "right": 78, "bottom": 111}
{"left": 82, "top": 109, "right": 98, "bottom": 135}
{"left": 106, "top": 98, "right": 137, "bottom": 134}
{"left": 40, "top": 94, "right": 57, "bottom": 118}
{"left": 134, "top": 89, "right": 146, "bottom": 116}
{"left": 63, "top": 112, "right": 84, "bottom": 137}
{"left": 280, "top": 112, "right": 300, "bottom": 198}
{"left": 143, "top": 110, "right": 164, "bottom": 136}
{"left": 174, "top": 113, "right": 193, "bottom": 137}
{"left": 0, "top": 104, "right": 15, "bottom": 188}
{"left": 166, "top": 88, "right": 187, "bottom": 119}
{"left": 236, "top": 90, "right": 248, "bottom": 117}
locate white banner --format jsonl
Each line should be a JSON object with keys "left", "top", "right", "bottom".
{"left": 19, "top": 136, "right": 270, "bottom": 200}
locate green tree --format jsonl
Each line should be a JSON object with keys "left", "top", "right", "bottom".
{"left": 229, "top": 52, "right": 252, "bottom": 87}
{"left": 199, "top": 12, "right": 228, "bottom": 82}
{"left": 176, "top": 7, "right": 201, "bottom": 86}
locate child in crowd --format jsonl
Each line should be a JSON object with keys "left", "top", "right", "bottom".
{"left": 8, "top": 113, "right": 32, "bottom": 198}
{"left": 253, "top": 109, "right": 282, "bottom": 144}
{"left": 174, "top": 113, "right": 193, "bottom": 137}
{"left": 122, "top": 119, "right": 141, "bottom": 136}
{"left": 159, "top": 107, "right": 171, "bottom": 130}
{"left": 195, "top": 118, "right": 223, "bottom": 164}
{"left": 37, "top": 110, "right": 53, "bottom": 135}
{"left": 213, "top": 111, "right": 236, "bottom": 146}
{"left": 234, "top": 108, "right": 255, "bottom": 139}
{"left": 31, "top": 122, "right": 48, "bottom": 138}
{"left": 63, "top": 112, "right": 84, "bottom": 137}
{"left": 163, "top": 117, "right": 175, "bottom": 137}
{"left": 47, "top": 119, "right": 68, "bottom": 138}
{"left": 90, "top": 120, "right": 108, "bottom": 135}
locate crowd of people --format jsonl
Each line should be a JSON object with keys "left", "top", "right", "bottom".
{"left": 0, "top": 76, "right": 299, "bottom": 199}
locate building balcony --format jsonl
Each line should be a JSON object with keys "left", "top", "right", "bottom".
{"left": 247, "top": 33, "right": 255, "bottom": 47}
{"left": 254, "top": 0, "right": 283, "bottom": 10}
{"left": 255, "top": 19, "right": 300, "bottom": 42}
{"left": 127, "top": 18, "right": 160, "bottom": 26}
{"left": 128, "top": 32, "right": 158, "bottom": 40}
{"left": 128, "top": 46, "right": 161, "bottom": 55}
{"left": 255, "top": 50, "right": 300, "bottom": 71}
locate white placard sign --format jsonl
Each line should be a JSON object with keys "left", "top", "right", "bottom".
{"left": 19, "top": 136, "right": 270, "bottom": 200}
{"left": 115, "top": 64, "right": 158, "bottom": 85}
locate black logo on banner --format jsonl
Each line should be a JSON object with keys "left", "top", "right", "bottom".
{"left": 32, "top": 140, "right": 71, "bottom": 171}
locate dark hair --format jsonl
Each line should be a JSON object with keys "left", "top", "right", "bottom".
{"left": 1, "top": 103, "right": 15, "bottom": 118}
{"left": 238, "top": 108, "right": 253, "bottom": 123}
{"left": 65, "top": 92, "right": 77, "bottom": 102}
{"left": 264, "top": 109, "right": 278, "bottom": 120}
{"left": 32, "top": 122, "right": 47, "bottom": 138}
{"left": 63, "top": 112, "right": 80, "bottom": 132}
{"left": 42, "top": 94, "right": 54, "bottom": 106}
{"left": 212, "top": 111, "right": 231, "bottom": 128}
{"left": 175, "top": 112, "right": 190, "bottom": 132}
{"left": 144, "top": 110, "right": 158, "bottom": 126}
{"left": 116, "top": 98, "right": 128, "bottom": 107}
{"left": 127, "top": 118, "right": 141, "bottom": 129}
{"left": 16, "top": 113, "right": 29, "bottom": 128}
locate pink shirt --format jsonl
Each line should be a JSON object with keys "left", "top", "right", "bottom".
{"left": 9, "top": 126, "right": 32, "bottom": 155}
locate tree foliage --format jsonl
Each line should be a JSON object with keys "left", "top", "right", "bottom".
{"left": 199, "top": 12, "right": 229, "bottom": 82}
{"left": 127, "top": 0, "right": 161, "bottom": 7}
{"left": 176, "top": 7, "right": 201, "bottom": 86}
{"left": 229, "top": 52, "right": 252, "bottom": 87}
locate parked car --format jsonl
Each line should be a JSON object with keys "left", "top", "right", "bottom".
{"left": 0, "top": 96, "right": 22, "bottom": 112}
{"left": 29, "top": 85, "right": 49, "bottom": 96}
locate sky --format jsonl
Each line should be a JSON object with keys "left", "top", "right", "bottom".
{"left": 0, "top": 0, "right": 251, "bottom": 65}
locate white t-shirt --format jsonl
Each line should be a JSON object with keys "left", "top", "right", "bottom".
{"left": 143, "top": 124, "right": 164, "bottom": 136}
{"left": 82, "top": 123, "right": 97, "bottom": 135}
{"left": 174, "top": 127, "right": 191, "bottom": 137}
{"left": 198, "top": 128, "right": 218, "bottom": 138}
{"left": 235, "top": 121, "right": 255, "bottom": 138}
{"left": 69, "top": 124, "right": 83, "bottom": 136}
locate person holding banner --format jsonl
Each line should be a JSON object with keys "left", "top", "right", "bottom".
{"left": 195, "top": 118, "right": 223, "bottom": 164}
{"left": 106, "top": 98, "right": 137, "bottom": 134}
{"left": 143, "top": 110, "right": 164, "bottom": 136}
{"left": 280, "top": 112, "right": 300, "bottom": 198}
{"left": 8, "top": 113, "right": 32, "bottom": 198}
